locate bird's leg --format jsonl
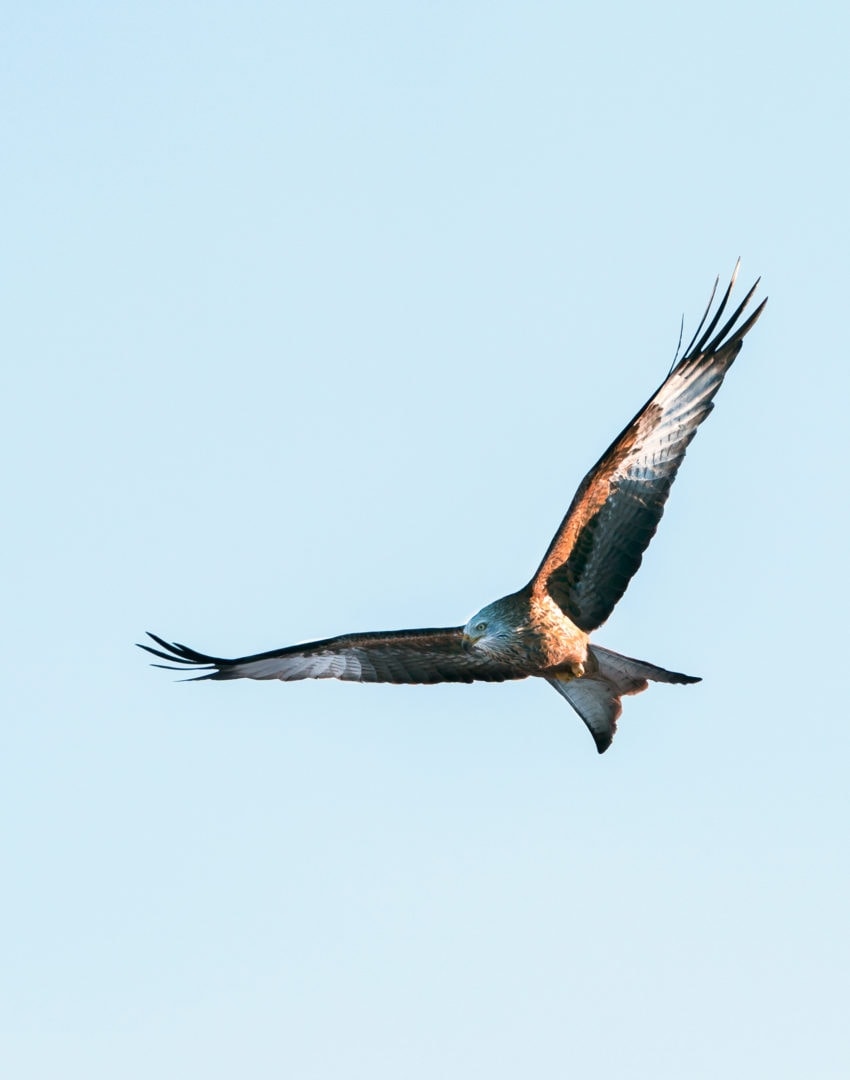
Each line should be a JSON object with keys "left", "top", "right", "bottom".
{"left": 551, "top": 660, "right": 585, "bottom": 682}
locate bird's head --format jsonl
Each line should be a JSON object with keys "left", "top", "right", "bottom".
{"left": 462, "top": 599, "right": 521, "bottom": 659}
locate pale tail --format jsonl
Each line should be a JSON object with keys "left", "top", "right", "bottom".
{"left": 546, "top": 645, "right": 700, "bottom": 754}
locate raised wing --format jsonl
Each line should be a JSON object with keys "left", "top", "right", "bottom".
{"left": 139, "top": 627, "right": 524, "bottom": 684}
{"left": 530, "top": 263, "right": 766, "bottom": 632}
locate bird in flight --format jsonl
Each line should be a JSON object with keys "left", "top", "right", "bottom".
{"left": 141, "top": 263, "right": 765, "bottom": 753}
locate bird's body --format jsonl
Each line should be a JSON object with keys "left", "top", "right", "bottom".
{"left": 463, "top": 588, "right": 588, "bottom": 675}
{"left": 142, "top": 264, "right": 766, "bottom": 752}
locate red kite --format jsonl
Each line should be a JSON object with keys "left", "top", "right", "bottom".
{"left": 141, "top": 264, "right": 765, "bottom": 752}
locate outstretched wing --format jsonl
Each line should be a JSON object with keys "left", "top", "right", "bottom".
{"left": 530, "top": 262, "right": 766, "bottom": 632}
{"left": 139, "top": 627, "right": 523, "bottom": 684}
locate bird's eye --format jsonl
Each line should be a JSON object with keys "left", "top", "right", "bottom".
{"left": 475, "top": 621, "right": 487, "bottom": 633}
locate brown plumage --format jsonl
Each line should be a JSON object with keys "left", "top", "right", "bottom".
{"left": 140, "top": 263, "right": 766, "bottom": 752}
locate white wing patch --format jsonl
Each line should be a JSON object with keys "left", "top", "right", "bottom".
{"left": 233, "top": 652, "right": 363, "bottom": 681}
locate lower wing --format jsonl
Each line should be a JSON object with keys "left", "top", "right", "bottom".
{"left": 139, "top": 627, "right": 523, "bottom": 685}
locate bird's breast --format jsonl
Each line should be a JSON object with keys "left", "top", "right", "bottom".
{"left": 527, "top": 592, "right": 588, "bottom": 670}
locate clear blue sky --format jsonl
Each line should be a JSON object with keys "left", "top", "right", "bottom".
{"left": 3, "top": 3, "right": 848, "bottom": 1077}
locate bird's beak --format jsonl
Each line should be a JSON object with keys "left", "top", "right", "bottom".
{"left": 461, "top": 633, "right": 473, "bottom": 653}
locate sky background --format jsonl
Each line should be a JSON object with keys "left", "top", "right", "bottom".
{"left": 3, "top": 3, "right": 849, "bottom": 1077}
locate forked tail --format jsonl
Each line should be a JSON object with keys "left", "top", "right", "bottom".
{"left": 546, "top": 644, "right": 700, "bottom": 753}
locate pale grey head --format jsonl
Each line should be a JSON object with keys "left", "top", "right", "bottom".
{"left": 461, "top": 594, "right": 534, "bottom": 664}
